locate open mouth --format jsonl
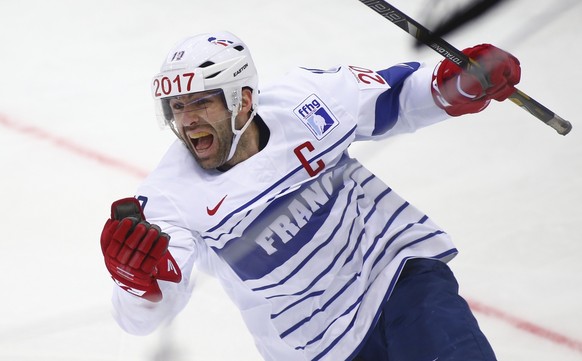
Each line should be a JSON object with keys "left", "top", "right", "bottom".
{"left": 189, "top": 131, "right": 214, "bottom": 152}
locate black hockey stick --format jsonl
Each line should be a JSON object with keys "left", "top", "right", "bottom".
{"left": 417, "top": 0, "right": 507, "bottom": 44}
{"left": 359, "top": 0, "right": 572, "bottom": 135}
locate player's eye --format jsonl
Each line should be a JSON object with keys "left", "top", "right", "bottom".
{"left": 171, "top": 102, "right": 185, "bottom": 111}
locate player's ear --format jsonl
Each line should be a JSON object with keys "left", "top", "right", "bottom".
{"left": 241, "top": 87, "right": 253, "bottom": 113}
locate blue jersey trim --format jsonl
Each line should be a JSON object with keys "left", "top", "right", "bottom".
{"left": 254, "top": 165, "right": 364, "bottom": 292}
{"left": 373, "top": 62, "right": 421, "bottom": 136}
{"left": 205, "top": 126, "right": 357, "bottom": 237}
{"left": 317, "top": 247, "right": 457, "bottom": 361}
{"left": 280, "top": 215, "right": 441, "bottom": 342}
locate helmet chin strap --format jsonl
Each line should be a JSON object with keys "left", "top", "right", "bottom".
{"left": 225, "top": 94, "right": 257, "bottom": 163}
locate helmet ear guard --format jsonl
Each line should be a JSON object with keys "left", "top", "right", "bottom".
{"left": 161, "top": 98, "right": 173, "bottom": 122}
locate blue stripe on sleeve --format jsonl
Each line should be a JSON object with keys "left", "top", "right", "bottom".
{"left": 373, "top": 62, "right": 421, "bottom": 136}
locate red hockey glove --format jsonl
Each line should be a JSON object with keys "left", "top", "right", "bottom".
{"left": 431, "top": 43, "right": 521, "bottom": 116}
{"left": 100, "top": 197, "right": 182, "bottom": 302}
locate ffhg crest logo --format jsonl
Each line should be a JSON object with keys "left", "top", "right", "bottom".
{"left": 293, "top": 94, "right": 339, "bottom": 140}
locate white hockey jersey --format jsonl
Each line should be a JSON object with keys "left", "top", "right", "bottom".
{"left": 112, "top": 62, "right": 458, "bottom": 361}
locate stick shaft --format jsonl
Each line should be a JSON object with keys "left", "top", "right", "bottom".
{"left": 359, "top": 0, "right": 572, "bottom": 135}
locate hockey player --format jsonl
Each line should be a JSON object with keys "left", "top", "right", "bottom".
{"left": 100, "top": 31, "right": 520, "bottom": 360}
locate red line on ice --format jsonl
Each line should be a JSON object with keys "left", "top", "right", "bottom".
{"left": 0, "top": 114, "right": 148, "bottom": 179}
{"left": 3, "top": 113, "right": 582, "bottom": 355}
{"left": 468, "top": 298, "right": 582, "bottom": 354}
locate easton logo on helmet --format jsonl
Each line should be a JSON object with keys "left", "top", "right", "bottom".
{"left": 234, "top": 63, "right": 248, "bottom": 77}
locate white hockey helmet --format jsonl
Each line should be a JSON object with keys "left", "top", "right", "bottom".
{"left": 151, "top": 31, "right": 259, "bottom": 161}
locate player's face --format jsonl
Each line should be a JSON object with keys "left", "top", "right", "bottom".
{"left": 170, "top": 90, "right": 234, "bottom": 169}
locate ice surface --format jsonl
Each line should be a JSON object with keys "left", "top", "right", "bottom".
{"left": 1, "top": 0, "right": 581, "bottom": 360}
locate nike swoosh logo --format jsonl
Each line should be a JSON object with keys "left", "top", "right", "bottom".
{"left": 206, "top": 195, "right": 227, "bottom": 216}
